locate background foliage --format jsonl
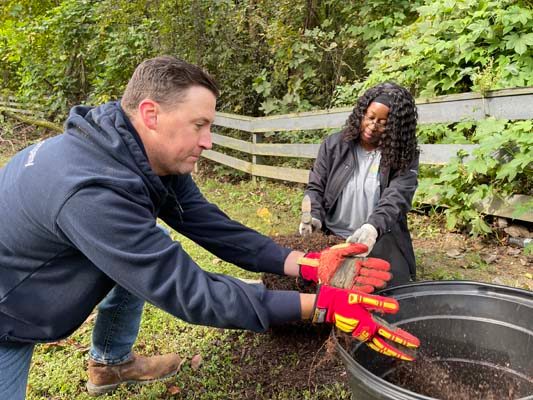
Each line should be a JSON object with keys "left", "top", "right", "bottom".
{"left": 5, "top": 0, "right": 530, "bottom": 114}
{"left": 1, "top": 0, "right": 531, "bottom": 235}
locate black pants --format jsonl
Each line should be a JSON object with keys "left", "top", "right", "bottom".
{"left": 369, "top": 233, "right": 413, "bottom": 287}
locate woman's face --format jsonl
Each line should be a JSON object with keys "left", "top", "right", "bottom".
{"left": 360, "top": 101, "right": 390, "bottom": 150}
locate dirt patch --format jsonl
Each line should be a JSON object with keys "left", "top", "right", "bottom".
{"left": 385, "top": 354, "right": 528, "bottom": 400}
{"left": 410, "top": 219, "right": 532, "bottom": 291}
{"left": 227, "top": 324, "right": 343, "bottom": 398}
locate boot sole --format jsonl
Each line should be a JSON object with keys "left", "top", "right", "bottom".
{"left": 86, "top": 369, "right": 179, "bottom": 396}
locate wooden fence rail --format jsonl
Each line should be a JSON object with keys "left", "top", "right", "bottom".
{"left": 1, "top": 86, "right": 532, "bottom": 222}
{"left": 206, "top": 87, "right": 533, "bottom": 183}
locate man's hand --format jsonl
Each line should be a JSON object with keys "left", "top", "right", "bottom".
{"left": 298, "top": 243, "right": 392, "bottom": 293}
{"left": 298, "top": 218, "right": 322, "bottom": 236}
{"left": 314, "top": 285, "right": 420, "bottom": 361}
{"left": 346, "top": 224, "right": 378, "bottom": 256}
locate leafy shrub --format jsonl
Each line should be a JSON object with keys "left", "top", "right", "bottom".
{"left": 415, "top": 119, "right": 532, "bottom": 235}
{"left": 334, "top": 0, "right": 533, "bottom": 100}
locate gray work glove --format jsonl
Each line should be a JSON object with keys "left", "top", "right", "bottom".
{"left": 346, "top": 223, "right": 378, "bottom": 256}
{"left": 299, "top": 218, "right": 322, "bottom": 236}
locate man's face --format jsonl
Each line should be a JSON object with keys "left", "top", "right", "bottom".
{"left": 147, "top": 86, "right": 216, "bottom": 176}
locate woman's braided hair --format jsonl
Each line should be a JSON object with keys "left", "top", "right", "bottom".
{"left": 342, "top": 82, "right": 419, "bottom": 171}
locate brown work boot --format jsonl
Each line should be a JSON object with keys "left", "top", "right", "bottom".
{"left": 86, "top": 353, "right": 183, "bottom": 396}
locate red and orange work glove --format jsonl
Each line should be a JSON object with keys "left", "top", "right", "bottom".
{"left": 298, "top": 243, "right": 392, "bottom": 293}
{"left": 314, "top": 285, "right": 420, "bottom": 361}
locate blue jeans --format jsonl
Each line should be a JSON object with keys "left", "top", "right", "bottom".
{"left": 0, "top": 342, "right": 34, "bottom": 400}
{"left": 89, "top": 223, "right": 169, "bottom": 363}
{"left": 89, "top": 284, "right": 145, "bottom": 364}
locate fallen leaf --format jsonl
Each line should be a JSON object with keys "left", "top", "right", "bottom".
{"left": 191, "top": 354, "right": 202, "bottom": 371}
{"left": 525, "top": 273, "right": 533, "bottom": 280}
{"left": 44, "top": 341, "right": 65, "bottom": 349}
{"left": 256, "top": 207, "right": 271, "bottom": 219}
{"left": 167, "top": 385, "right": 181, "bottom": 395}
{"left": 446, "top": 248, "right": 464, "bottom": 258}
{"left": 64, "top": 338, "right": 90, "bottom": 352}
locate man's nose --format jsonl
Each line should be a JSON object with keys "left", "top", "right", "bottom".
{"left": 199, "top": 129, "right": 213, "bottom": 150}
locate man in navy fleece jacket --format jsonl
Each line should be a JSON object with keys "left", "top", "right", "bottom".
{"left": 0, "top": 56, "right": 416, "bottom": 398}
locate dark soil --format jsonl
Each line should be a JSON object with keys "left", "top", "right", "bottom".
{"left": 385, "top": 354, "right": 529, "bottom": 400}
{"left": 228, "top": 323, "right": 344, "bottom": 398}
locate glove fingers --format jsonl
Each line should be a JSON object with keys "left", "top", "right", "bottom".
{"left": 353, "top": 275, "right": 388, "bottom": 290}
{"left": 367, "top": 336, "right": 418, "bottom": 361}
{"left": 318, "top": 243, "right": 368, "bottom": 284}
{"left": 358, "top": 258, "right": 391, "bottom": 272}
{"left": 372, "top": 315, "right": 421, "bottom": 349}
{"left": 358, "top": 268, "right": 393, "bottom": 282}
{"left": 299, "top": 222, "right": 307, "bottom": 235}
{"left": 348, "top": 292, "right": 399, "bottom": 314}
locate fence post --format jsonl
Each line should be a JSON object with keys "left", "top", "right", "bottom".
{"left": 252, "top": 132, "right": 264, "bottom": 183}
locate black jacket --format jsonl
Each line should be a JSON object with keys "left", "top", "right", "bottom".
{"left": 305, "top": 131, "right": 418, "bottom": 276}
{"left": 0, "top": 101, "right": 300, "bottom": 344}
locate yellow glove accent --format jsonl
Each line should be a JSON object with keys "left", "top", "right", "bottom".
{"left": 296, "top": 256, "right": 319, "bottom": 267}
{"left": 368, "top": 340, "right": 397, "bottom": 357}
{"left": 377, "top": 328, "right": 418, "bottom": 349}
{"left": 353, "top": 330, "right": 372, "bottom": 342}
{"left": 367, "top": 339, "right": 413, "bottom": 361}
{"left": 348, "top": 293, "right": 398, "bottom": 312}
{"left": 330, "top": 243, "right": 351, "bottom": 250}
{"left": 333, "top": 313, "right": 360, "bottom": 333}
{"left": 348, "top": 293, "right": 395, "bottom": 308}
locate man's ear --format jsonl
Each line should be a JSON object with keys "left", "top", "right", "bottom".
{"left": 138, "top": 99, "right": 158, "bottom": 130}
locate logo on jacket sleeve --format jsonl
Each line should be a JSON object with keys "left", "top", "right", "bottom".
{"left": 24, "top": 141, "right": 45, "bottom": 167}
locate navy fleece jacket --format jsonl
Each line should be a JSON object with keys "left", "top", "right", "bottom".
{"left": 0, "top": 101, "right": 300, "bottom": 343}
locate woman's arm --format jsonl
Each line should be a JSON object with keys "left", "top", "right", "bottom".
{"left": 306, "top": 140, "right": 330, "bottom": 223}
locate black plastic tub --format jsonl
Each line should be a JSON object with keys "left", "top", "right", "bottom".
{"left": 334, "top": 281, "right": 533, "bottom": 400}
